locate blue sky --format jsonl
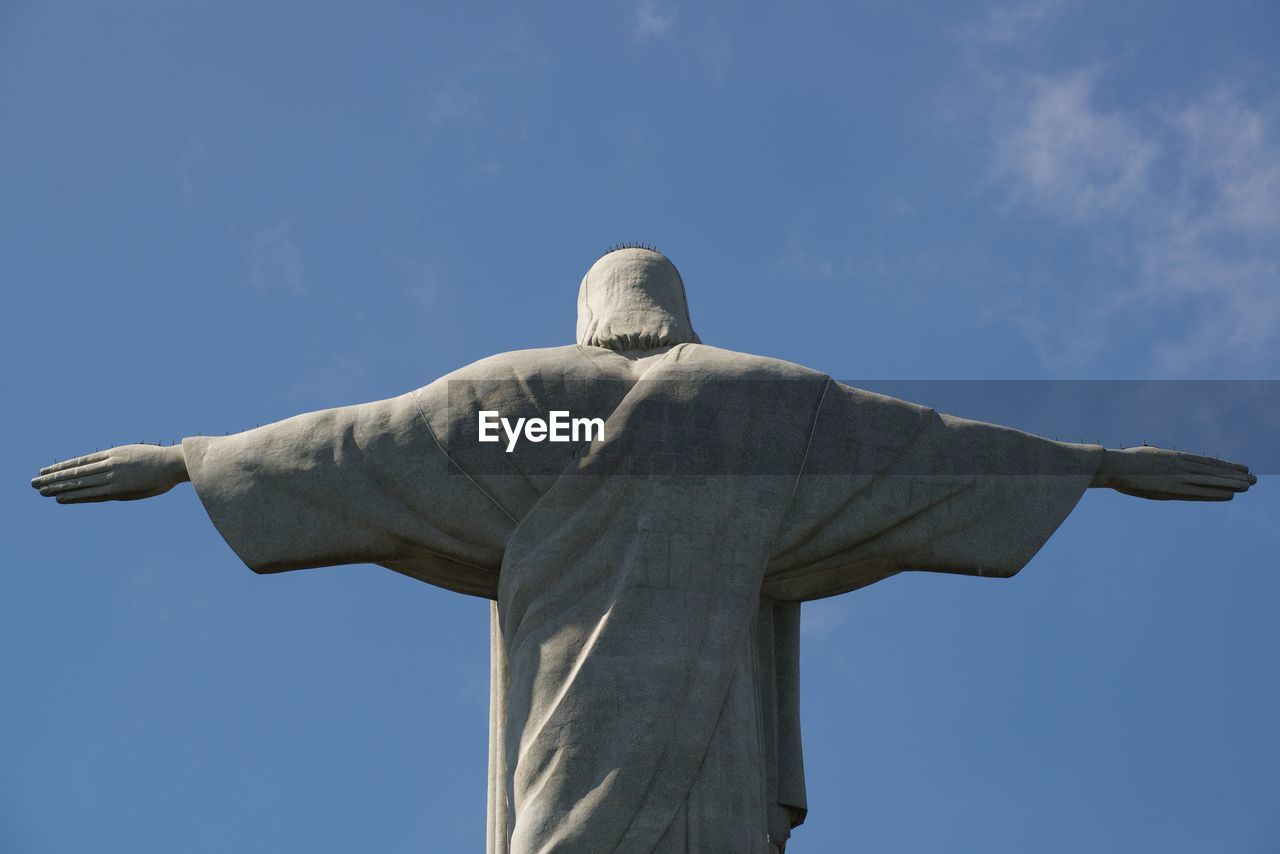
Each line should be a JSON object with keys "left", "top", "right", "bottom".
{"left": 3, "top": 1, "right": 1278, "bottom": 851}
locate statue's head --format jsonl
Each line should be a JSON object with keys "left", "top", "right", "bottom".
{"left": 576, "top": 246, "right": 701, "bottom": 352}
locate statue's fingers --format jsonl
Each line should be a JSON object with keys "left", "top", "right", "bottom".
{"left": 1115, "top": 487, "right": 1186, "bottom": 501}
{"left": 1178, "top": 484, "right": 1236, "bottom": 501}
{"left": 1181, "top": 474, "right": 1252, "bottom": 492}
{"left": 54, "top": 484, "right": 118, "bottom": 504}
{"left": 31, "top": 460, "right": 112, "bottom": 489}
{"left": 39, "top": 472, "right": 113, "bottom": 497}
{"left": 1181, "top": 463, "right": 1254, "bottom": 484}
{"left": 38, "top": 451, "right": 109, "bottom": 477}
{"left": 1180, "top": 452, "right": 1250, "bottom": 474}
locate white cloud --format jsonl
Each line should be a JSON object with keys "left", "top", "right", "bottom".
{"left": 995, "top": 69, "right": 1158, "bottom": 222}
{"left": 800, "top": 598, "right": 848, "bottom": 640}
{"left": 419, "top": 78, "right": 484, "bottom": 133}
{"left": 632, "top": 0, "right": 676, "bottom": 43}
{"left": 695, "top": 24, "right": 732, "bottom": 84}
{"left": 964, "top": 20, "right": 1280, "bottom": 374}
{"left": 1174, "top": 91, "right": 1280, "bottom": 233}
{"left": 383, "top": 250, "right": 440, "bottom": 309}
{"left": 415, "top": 27, "right": 532, "bottom": 141}
{"left": 628, "top": 3, "right": 731, "bottom": 82}
{"left": 956, "top": 0, "right": 1069, "bottom": 46}
{"left": 174, "top": 134, "right": 209, "bottom": 208}
{"left": 249, "top": 221, "right": 307, "bottom": 294}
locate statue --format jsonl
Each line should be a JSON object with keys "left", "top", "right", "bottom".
{"left": 31, "top": 247, "right": 1256, "bottom": 853}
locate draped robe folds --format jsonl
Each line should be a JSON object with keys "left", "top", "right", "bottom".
{"left": 181, "top": 343, "right": 1103, "bottom": 853}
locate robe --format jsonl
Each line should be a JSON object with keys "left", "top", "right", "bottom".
{"left": 181, "top": 343, "right": 1103, "bottom": 853}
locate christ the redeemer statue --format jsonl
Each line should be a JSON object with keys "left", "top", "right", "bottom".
{"left": 32, "top": 247, "right": 1256, "bottom": 853}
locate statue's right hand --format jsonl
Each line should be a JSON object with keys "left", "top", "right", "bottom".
{"left": 31, "top": 444, "right": 189, "bottom": 504}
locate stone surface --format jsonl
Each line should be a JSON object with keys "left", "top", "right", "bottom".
{"left": 31, "top": 247, "right": 1257, "bottom": 853}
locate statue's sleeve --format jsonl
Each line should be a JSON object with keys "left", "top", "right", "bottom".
{"left": 763, "top": 382, "right": 1104, "bottom": 601}
{"left": 181, "top": 390, "right": 514, "bottom": 598}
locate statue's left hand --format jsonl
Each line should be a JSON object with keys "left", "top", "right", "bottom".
{"left": 1094, "top": 446, "right": 1257, "bottom": 501}
{"left": 31, "top": 444, "right": 190, "bottom": 504}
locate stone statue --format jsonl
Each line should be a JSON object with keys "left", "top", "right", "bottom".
{"left": 31, "top": 248, "right": 1256, "bottom": 853}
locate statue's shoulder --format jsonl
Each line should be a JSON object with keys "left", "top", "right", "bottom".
{"left": 673, "top": 346, "right": 934, "bottom": 426}
{"left": 666, "top": 343, "right": 830, "bottom": 383}
{"left": 433, "top": 345, "right": 591, "bottom": 383}
{"left": 424, "top": 343, "right": 833, "bottom": 387}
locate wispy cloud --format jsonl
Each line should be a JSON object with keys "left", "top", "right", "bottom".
{"left": 383, "top": 250, "right": 441, "bottom": 309}
{"left": 997, "top": 76, "right": 1279, "bottom": 373}
{"left": 627, "top": 2, "right": 731, "bottom": 82}
{"left": 994, "top": 69, "right": 1158, "bottom": 222}
{"left": 770, "top": 206, "right": 946, "bottom": 302}
{"left": 174, "top": 134, "right": 210, "bottom": 208}
{"left": 695, "top": 24, "right": 732, "bottom": 84}
{"left": 632, "top": 0, "right": 676, "bottom": 43}
{"left": 800, "top": 598, "right": 848, "bottom": 640}
{"left": 1143, "top": 91, "right": 1280, "bottom": 372}
{"left": 956, "top": 4, "right": 1280, "bottom": 375}
{"left": 415, "top": 26, "right": 531, "bottom": 142}
{"left": 419, "top": 78, "right": 484, "bottom": 134}
{"left": 955, "top": 0, "right": 1069, "bottom": 47}
{"left": 249, "top": 221, "right": 307, "bottom": 294}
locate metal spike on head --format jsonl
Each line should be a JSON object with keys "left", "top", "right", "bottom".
{"left": 599, "top": 241, "right": 661, "bottom": 260}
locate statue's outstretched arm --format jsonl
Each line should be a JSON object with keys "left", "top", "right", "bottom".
{"left": 1091, "top": 446, "right": 1256, "bottom": 501}
{"left": 31, "top": 444, "right": 189, "bottom": 504}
